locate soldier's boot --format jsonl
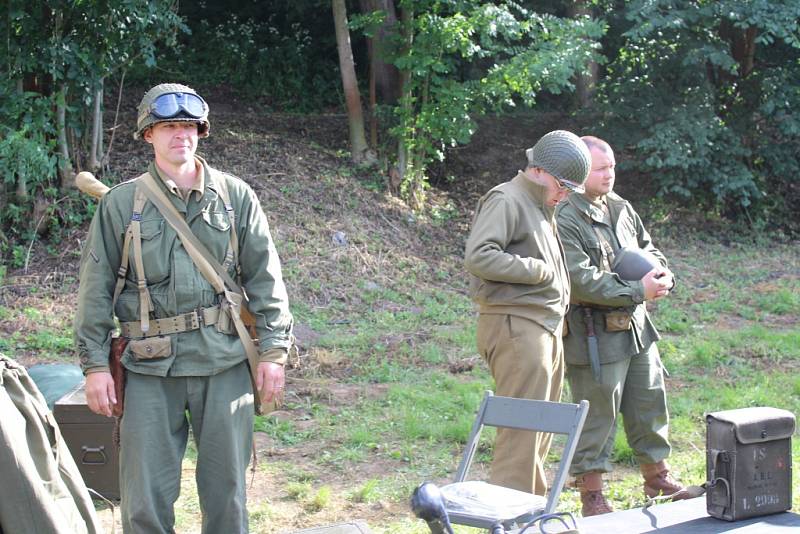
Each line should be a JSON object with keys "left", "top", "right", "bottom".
{"left": 641, "top": 461, "right": 690, "bottom": 501}
{"left": 576, "top": 472, "right": 614, "bottom": 517}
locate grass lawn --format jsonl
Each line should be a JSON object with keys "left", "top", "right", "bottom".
{"left": 1, "top": 141, "right": 797, "bottom": 532}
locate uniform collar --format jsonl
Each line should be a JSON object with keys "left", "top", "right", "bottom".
{"left": 511, "top": 171, "right": 551, "bottom": 213}
{"left": 152, "top": 158, "right": 206, "bottom": 201}
{"left": 568, "top": 191, "right": 623, "bottom": 224}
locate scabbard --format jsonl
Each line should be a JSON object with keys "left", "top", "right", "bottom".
{"left": 109, "top": 335, "right": 128, "bottom": 417}
{"left": 582, "top": 308, "right": 602, "bottom": 382}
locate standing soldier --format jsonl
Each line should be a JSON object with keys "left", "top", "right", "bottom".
{"left": 556, "top": 136, "right": 686, "bottom": 516}
{"left": 74, "top": 83, "right": 293, "bottom": 533}
{"left": 464, "top": 130, "right": 591, "bottom": 495}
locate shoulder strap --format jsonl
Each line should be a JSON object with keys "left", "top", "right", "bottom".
{"left": 592, "top": 224, "right": 616, "bottom": 272}
{"left": 207, "top": 171, "right": 240, "bottom": 278}
{"left": 136, "top": 172, "right": 263, "bottom": 413}
{"left": 137, "top": 172, "right": 243, "bottom": 296}
{"left": 112, "top": 185, "right": 153, "bottom": 332}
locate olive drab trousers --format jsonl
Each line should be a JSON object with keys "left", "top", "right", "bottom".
{"left": 567, "top": 342, "right": 671, "bottom": 475}
{"left": 477, "top": 313, "right": 564, "bottom": 495}
{"left": 120, "top": 361, "right": 254, "bottom": 534}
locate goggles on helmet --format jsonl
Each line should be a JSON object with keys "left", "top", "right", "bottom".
{"left": 149, "top": 92, "right": 208, "bottom": 120}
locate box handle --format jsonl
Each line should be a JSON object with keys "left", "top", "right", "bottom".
{"left": 81, "top": 445, "right": 108, "bottom": 466}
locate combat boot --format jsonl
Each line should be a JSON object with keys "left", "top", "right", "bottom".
{"left": 641, "top": 461, "right": 689, "bottom": 500}
{"left": 576, "top": 472, "right": 613, "bottom": 517}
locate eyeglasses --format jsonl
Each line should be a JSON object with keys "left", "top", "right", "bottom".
{"left": 553, "top": 175, "right": 584, "bottom": 194}
{"left": 149, "top": 92, "right": 208, "bottom": 119}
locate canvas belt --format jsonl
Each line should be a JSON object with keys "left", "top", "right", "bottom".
{"left": 119, "top": 305, "right": 221, "bottom": 338}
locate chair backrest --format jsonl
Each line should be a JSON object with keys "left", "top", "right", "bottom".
{"left": 453, "top": 391, "right": 589, "bottom": 516}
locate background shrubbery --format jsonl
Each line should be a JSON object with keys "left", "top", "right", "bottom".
{"left": 1, "top": 0, "right": 799, "bottom": 267}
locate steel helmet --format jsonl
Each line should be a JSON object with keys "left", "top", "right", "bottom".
{"left": 134, "top": 83, "right": 210, "bottom": 139}
{"left": 526, "top": 130, "right": 591, "bottom": 193}
{"left": 612, "top": 247, "right": 661, "bottom": 280}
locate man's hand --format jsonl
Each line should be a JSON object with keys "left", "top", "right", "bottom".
{"left": 256, "top": 361, "right": 285, "bottom": 405}
{"left": 642, "top": 267, "right": 672, "bottom": 300}
{"left": 85, "top": 372, "right": 116, "bottom": 417}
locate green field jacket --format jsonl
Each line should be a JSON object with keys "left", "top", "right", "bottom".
{"left": 556, "top": 192, "right": 665, "bottom": 365}
{"left": 74, "top": 158, "right": 293, "bottom": 376}
{"left": 465, "top": 172, "right": 570, "bottom": 334}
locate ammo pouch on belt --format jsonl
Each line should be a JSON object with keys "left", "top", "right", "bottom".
{"left": 706, "top": 407, "right": 795, "bottom": 521}
{"left": 129, "top": 336, "right": 171, "bottom": 361}
{"left": 604, "top": 310, "right": 632, "bottom": 332}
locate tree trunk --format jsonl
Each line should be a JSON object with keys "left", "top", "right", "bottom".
{"left": 395, "top": 4, "right": 414, "bottom": 186}
{"left": 570, "top": 0, "right": 596, "bottom": 109}
{"left": 332, "top": 0, "right": 373, "bottom": 164}
{"left": 370, "top": 0, "right": 402, "bottom": 104}
{"left": 88, "top": 78, "right": 104, "bottom": 171}
{"left": 359, "top": 0, "right": 379, "bottom": 147}
{"left": 56, "top": 87, "right": 74, "bottom": 190}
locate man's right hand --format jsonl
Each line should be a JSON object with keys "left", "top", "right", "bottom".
{"left": 85, "top": 372, "right": 117, "bottom": 417}
{"left": 642, "top": 267, "right": 672, "bottom": 300}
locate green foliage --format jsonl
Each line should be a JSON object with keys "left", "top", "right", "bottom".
{"left": 597, "top": 0, "right": 800, "bottom": 230}
{"left": 1, "top": 0, "right": 187, "bottom": 255}
{"left": 365, "top": 1, "right": 605, "bottom": 209}
{"left": 148, "top": 11, "right": 341, "bottom": 111}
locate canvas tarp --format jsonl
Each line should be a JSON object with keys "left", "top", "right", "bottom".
{"left": 0, "top": 355, "right": 102, "bottom": 534}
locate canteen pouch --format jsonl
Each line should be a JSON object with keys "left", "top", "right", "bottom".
{"left": 604, "top": 310, "right": 632, "bottom": 332}
{"left": 706, "top": 407, "right": 795, "bottom": 521}
{"left": 129, "top": 336, "right": 172, "bottom": 361}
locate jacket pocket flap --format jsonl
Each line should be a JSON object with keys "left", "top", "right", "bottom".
{"left": 129, "top": 336, "right": 172, "bottom": 360}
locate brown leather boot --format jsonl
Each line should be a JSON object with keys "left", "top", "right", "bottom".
{"left": 576, "top": 472, "right": 614, "bottom": 517}
{"left": 641, "top": 461, "right": 690, "bottom": 500}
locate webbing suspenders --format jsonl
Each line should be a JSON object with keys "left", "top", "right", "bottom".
{"left": 208, "top": 172, "right": 241, "bottom": 281}
{"left": 112, "top": 172, "right": 240, "bottom": 333}
{"left": 592, "top": 225, "right": 616, "bottom": 272}
{"left": 112, "top": 186, "right": 153, "bottom": 333}
{"left": 135, "top": 172, "right": 264, "bottom": 414}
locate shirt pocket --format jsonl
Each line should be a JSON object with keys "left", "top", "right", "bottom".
{"left": 128, "top": 218, "right": 171, "bottom": 284}
{"left": 192, "top": 210, "right": 232, "bottom": 264}
{"left": 584, "top": 237, "right": 604, "bottom": 270}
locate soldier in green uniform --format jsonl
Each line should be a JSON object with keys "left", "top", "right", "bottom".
{"left": 74, "top": 83, "right": 293, "bottom": 533}
{"left": 465, "top": 130, "right": 591, "bottom": 495}
{"left": 556, "top": 136, "right": 686, "bottom": 516}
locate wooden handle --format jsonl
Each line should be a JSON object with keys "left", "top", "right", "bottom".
{"left": 75, "top": 171, "right": 110, "bottom": 199}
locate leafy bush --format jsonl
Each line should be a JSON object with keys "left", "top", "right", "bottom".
{"left": 144, "top": 11, "right": 341, "bottom": 111}
{"left": 596, "top": 0, "right": 800, "bottom": 231}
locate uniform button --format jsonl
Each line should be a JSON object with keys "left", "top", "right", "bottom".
{"left": 146, "top": 345, "right": 152, "bottom": 353}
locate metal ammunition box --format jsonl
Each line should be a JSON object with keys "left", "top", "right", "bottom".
{"left": 706, "top": 407, "right": 795, "bottom": 521}
{"left": 54, "top": 382, "right": 120, "bottom": 500}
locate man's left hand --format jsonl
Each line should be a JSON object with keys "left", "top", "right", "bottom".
{"left": 256, "top": 361, "right": 285, "bottom": 404}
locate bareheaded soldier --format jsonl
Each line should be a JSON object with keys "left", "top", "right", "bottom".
{"left": 556, "top": 136, "right": 686, "bottom": 516}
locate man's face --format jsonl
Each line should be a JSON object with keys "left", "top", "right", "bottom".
{"left": 541, "top": 171, "right": 571, "bottom": 207}
{"left": 143, "top": 121, "right": 199, "bottom": 167}
{"left": 584, "top": 145, "right": 616, "bottom": 199}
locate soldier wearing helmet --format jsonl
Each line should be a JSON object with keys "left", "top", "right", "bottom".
{"left": 464, "top": 130, "right": 591, "bottom": 495}
{"left": 556, "top": 136, "right": 685, "bottom": 517}
{"left": 75, "top": 83, "right": 293, "bottom": 533}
